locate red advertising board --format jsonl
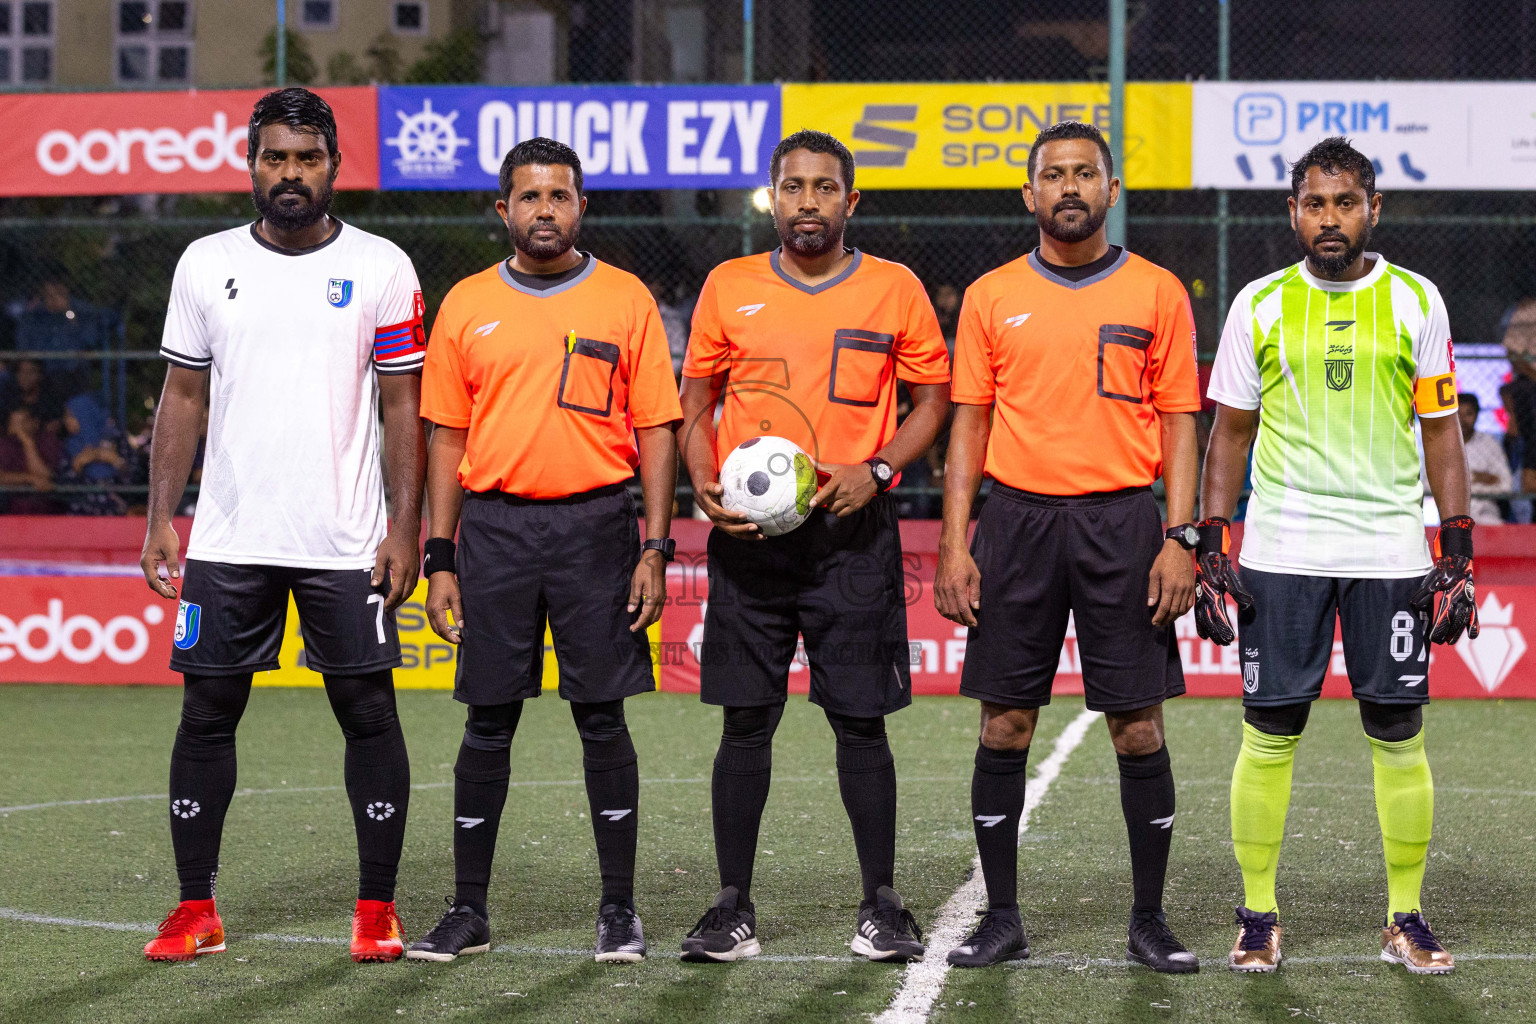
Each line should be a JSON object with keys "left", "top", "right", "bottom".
{"left": 1, "top": 518, "right": 1533, "bottom": 698}
{"left": 0, "top": 87, "right": 379, "bottom": 197}
{"left": 656, "top": 521, "right": 1536, "bottom": 701}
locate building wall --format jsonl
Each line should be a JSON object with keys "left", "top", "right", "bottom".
{"left": 52, "top": 0, "right": 455, "bottom": 89}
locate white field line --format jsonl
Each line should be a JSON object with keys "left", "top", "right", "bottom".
{"left": 0, "top": 776, "right": 972, "bottom": 817}
{"left": 2, "top": 909, "right": 1530, "bottom": 969}
{"left": 875, "top": 707, "right": 1102, "bottom": 1024}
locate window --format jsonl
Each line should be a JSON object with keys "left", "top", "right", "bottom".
{"left": 0, "top": 1, "right": 55, "bottom": 84}
{"left": 114, "top": 1, "right": 192, "bottom": 85}
{"left": 300, "top": 0, "right": 336, "bottom": 30}
{"left": 391, "top": 1, "right": 425, "bottom": 35}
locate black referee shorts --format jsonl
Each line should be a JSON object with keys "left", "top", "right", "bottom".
{"left": 453, "top": 483, "right": 655, "bottom": 706}
{"left": 700, "top": 493, "right": 912, "bottom": 718}
{"left": 169, "top": 559, "right": 402, "bottom": 676}
{"left": 958, "top": 483, "right": 1184, "bottom": 714}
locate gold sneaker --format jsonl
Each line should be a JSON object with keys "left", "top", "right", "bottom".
{"left": 1381, "top": 912, "right": 1454, "bottom": 974}
{"left": 1229, "top": 907, "right": 1281, "bottom": 972}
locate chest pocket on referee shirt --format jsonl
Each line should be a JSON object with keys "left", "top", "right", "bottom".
{"left": 558, "top": 335, "right": 621, "bottom": 417}
{"left": 1096, "top": 324, "right": 1155, "bottom": 404}
{"left": 828, "top": 329, "right": 895, "bottom": 407}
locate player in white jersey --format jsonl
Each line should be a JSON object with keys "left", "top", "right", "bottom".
{"left": 138, "top": 90, "right": 426, "bottom": 964}
{"left": 1197, "top": 138, "right": 1476, "bottom": 975}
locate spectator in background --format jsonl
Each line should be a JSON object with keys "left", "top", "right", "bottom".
{"left": 1457, "top": 393, "right": 1510, "bottom": 525}
{"left": 931, "top": 282, "right": 961, "bottom": 358}
{"left": 11, "top": 272, "right": 123, "bottom": 395}
{"left": 2, "top": 359, "right": 65, "bottom": 436}
{"left": 0, "top": 405, "right": 61, "bottom": 514}
{"left": 648, "top": 278, "right": 693, "bottom": 377}
{"left": 60, "top": 392, "right": 131, "bottom": 515}
{"left": 1501, "top": 298, "right": 1536, "bottom": 497}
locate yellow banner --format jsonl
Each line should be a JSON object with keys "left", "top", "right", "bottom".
{"left": 255, "top": 580, "right": 659, "bottom": 691}
{"left": 780, "top": 82, "right": 1191, "bottom": 190}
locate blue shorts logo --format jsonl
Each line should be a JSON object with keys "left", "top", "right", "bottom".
{"left": 173, "top": 600, "right": 201, "bottom": 650}
{"left": 327, "top": 278, "right": 353, "bottom": 308}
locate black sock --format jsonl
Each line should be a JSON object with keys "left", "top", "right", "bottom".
{"left": 325, "top": 672, "right": 411, "bottom": 903}
{"left": 169, "top": 674, "right": 252, "bottom": 902}
{"left": 573, "top": 701, "right": 639, "bottom": 907}
{"left": 828, "top": 712, "right": 897, "bottom": 903}
{"left": 971, "top": 744, "right": 1030, "bottom": 911}
{"left": 453, "top": 703, "right": 522, "bottom": 918}
{"left": 712, "top": 704, "right": 782, "bottom": 904}
{"left": 1118, "top": 744, "right": 1175, "bottom": 914}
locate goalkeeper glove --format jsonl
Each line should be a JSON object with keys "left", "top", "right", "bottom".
{"left": 1193, "top": 517, "right": 1254, "bottom": 646}
{"left": 1411, "top": 514, "right": 1479, "bottom": 645}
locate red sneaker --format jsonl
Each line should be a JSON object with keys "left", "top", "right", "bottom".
{"left": 351, "top": 899, "right": 405, "bottom": 962}
{"left": 144, "top": 899, "right": 225, "bottom": 962}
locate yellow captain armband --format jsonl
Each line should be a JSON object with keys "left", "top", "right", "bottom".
{"left": 1413, "top": 372, "right": 1457, "bottom": 415}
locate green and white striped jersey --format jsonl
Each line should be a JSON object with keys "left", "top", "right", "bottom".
{"left": 1207, "top": 254, "right": 1458, "bottom": 578}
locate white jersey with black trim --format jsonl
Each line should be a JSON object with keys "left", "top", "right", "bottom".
{"left": 160, "top": 220, "right": 425, "bottom": 569}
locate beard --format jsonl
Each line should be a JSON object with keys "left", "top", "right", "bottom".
{"left": 511, "top": 217, "right": 580, "bottom": 262}
{"left": 1036, "top": 197, "right": 1107, "bottom": 245}
{"left": 775, "top": 211, "right": 845, "bottom": 258}
{"left": 252, "top": 178, "right": 333, "bottom": 232}
{"left": 1298, "top": 223, "right": 1370, "bottom": 277}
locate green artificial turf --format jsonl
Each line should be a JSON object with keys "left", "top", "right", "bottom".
{"left": 0, "top": 685, "right": 1531, "bottom": 1024}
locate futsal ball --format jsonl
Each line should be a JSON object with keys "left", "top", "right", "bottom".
{"left": 719, "top": 435, "right": 817, "bottom": 537}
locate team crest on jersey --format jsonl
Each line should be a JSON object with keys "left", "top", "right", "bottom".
{"left": 1324, "top": 338, "right": 1354, "bottom": 392}
{"left": 327, "top": 278, "right": 354, "bottom": 308}
{"left": 173, "top": 600, "right": 201, "bottom": 650}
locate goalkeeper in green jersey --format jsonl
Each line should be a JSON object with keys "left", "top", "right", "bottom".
{"left": 1199, "top": 138, "right": 1476, "bottom": 976}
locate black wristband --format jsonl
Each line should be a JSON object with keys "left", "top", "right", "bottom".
{"left": 1438, "top": 516, "right": 1474, "bottom": 559}
{"left": 1195, "top": 517, "right": 1230, "bottom": 559}
{"left": 423, "top": 537, "right": 456, "bottom": 577}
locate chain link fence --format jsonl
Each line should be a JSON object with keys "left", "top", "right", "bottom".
{"left": 3, "top": 0, "right": 1534, "bottom": 515}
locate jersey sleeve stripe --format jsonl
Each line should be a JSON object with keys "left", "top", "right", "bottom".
{"left": 160, "top": 347, "right": 212, "bottom": 369}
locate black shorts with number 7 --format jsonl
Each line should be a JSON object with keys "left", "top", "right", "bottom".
{"left": 168, "top": 559, "right": 402, "bottom": 676}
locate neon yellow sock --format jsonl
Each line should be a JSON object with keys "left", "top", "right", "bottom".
{"left": 1230, "top": 721, "right": 1300, "bottom": 916}
{"left": 1370, "top": 729, "right": 1434, "bottom": 917}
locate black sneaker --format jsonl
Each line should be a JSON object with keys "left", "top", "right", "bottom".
{"left": 945, "top": 907, "right": 1029, "bottom": 968}
{"left": 595, "top": 901, "right": 646, "bottom": 963}
{"left": 680, "top": 886, "right": 760, "bottom": 963}
{"left": 1127, "top": 909, "right": 1199, "bottom": 974}
{"left": 405, "top": 899, "right": 491, "bottom": 962}
{"left": 851, "top": 886, "right": 925, "bottom": 962}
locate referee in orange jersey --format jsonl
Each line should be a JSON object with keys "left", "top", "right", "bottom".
{"left": 935, "top": 122, "right": 1201, "bottom": 972}
{"left": 408, "top": 139, "right": 681, "bottom": 964}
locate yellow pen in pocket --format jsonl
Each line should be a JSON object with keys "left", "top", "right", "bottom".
{"left": 566, "top": 329, "right": 577, "bottom": 354}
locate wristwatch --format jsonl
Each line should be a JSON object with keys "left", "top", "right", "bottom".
{"left": 865, "top": 457, "right": 895, "bottom": 494}
{"left": 1165, "top": 524, "right": 1199, "bottom": 550}
{"left": 642, "top": 537, "right": 676, "bottom": 562}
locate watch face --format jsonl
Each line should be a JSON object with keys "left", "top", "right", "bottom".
{"left": 875, "top": 463, "right": 893, "bottom": 480}
{"left": 1181, "top": 525, "right": 1199, "bottom": 546}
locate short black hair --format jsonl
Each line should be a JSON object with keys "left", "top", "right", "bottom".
{"left": 247, "top": 88, "right": 338, "bottom": 163}
{"left": 1027, "top": 120, "right": 1112, "bottom": 181}
{"left": 499, "top": 137, "right": 583, "bottom": 199}
{"left": 1291, "top": 136, "right": 1375, "bottom": 199}
{"left": 770, "top": 129, "right": 855, "bottom": 191}
{"left": 1458, "top": 392, "right": 1480, "bottom": 413}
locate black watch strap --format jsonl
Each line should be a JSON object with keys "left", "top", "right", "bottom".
{"left": 642, "top": 537, "right": 676, "bottom": 562}
{"left": 1165, "top": 523, "right": 1199, "bottom": 550}
{"left": 866, "top": 457, "right": 895, "bottom": 494}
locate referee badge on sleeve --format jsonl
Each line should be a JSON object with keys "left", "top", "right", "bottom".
{"left": 327, "top": 278, "right": 354, "bottom": 308}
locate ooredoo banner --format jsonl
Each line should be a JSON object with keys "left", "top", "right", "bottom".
{"left": 0, "top": 86, "right": 379, "bottom": 197}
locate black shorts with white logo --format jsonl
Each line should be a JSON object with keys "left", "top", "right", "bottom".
{"left": 168, "top": 559, "right": 402, "bottom": 676}
{"left": 1235, "top": 567, "right": 1430, "bottom": 707}
{"left": 700, "top": 493, "right": 912, "bottom": 718}
{"left": 453, "top": 483, "right": 655, "bottom": 706}
{"left": 958, "top": 483, "right": 1184, "bottom": 714}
